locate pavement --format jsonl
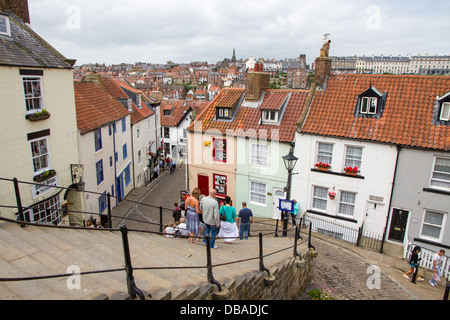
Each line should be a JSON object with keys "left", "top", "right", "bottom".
{"left": 110, "top": 164, "right": 449, "bottom": 300}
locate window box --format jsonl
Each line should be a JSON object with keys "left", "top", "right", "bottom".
{"left": 344, "top": 166, "right": 358, "bottom": 176}
{"left": 33, "top": 169, "right": 56, "bottom": 183}
{"left": 26, "top": 110, "right": 50, "bottom": 121}
{"left": 315, "top": 162, "right": 331, "bottom": 171}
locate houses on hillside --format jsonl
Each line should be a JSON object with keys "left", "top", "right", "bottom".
{"left": 0, "top": 3, "right": 81, "bottom": 224}
{"left": 187, "top": 40, "right": 450, "bottom": 256}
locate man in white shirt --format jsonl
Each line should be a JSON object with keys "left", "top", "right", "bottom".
{"left": 176, "top": 217, "right": 189, "bottom": 237}
{"left": 429, "top": 249, "right": 445, "bottom": 287}
{"left": 200, "top": 189, "right": 220, "bottom": 248}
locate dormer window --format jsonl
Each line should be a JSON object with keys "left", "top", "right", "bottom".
{"left": 217, "top": 107, "right": 231, "bottom": 120}
{"left": 435, "top": 93, "right": 450, "bottom": 125}
{"left": 440, "top": 102, "right": 450, "bottom": 121}
{"left": 355, "top": 86, "right": 386, "bottom": 118}
{"left": 261, "top": 110, "right": 278, "bottom": 124}
{"left": 163, "top": 105, "right": 174, "bottom": 116}
{"left": 0, "top": 14, "right": 11, "bottom": 37}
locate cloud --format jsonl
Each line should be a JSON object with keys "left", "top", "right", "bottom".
{"left": 27, "top": 0, "right": 450, "bottom": 65}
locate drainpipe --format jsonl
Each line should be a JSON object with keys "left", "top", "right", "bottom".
{"left": 380, "top": 145, "right": 402, "bottom": 254}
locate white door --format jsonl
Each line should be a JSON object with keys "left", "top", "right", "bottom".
{"left": 363, "top": 201, "right": 385, "bottom": 234}
{"left": 272, "top": 188, "right": 285, "bottom": 220}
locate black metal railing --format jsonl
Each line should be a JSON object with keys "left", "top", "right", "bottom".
{"left": 0, "top": 177, "right": 313, "bottom": 300}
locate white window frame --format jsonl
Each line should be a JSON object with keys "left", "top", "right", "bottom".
{"left": 440, "top": 102, "right": 450, "bottom": 121}
{"left": 344, "top": 145, "right": 363, "bottom": 170}
{"left": 0, "top": 14, "right": 11, "bottom": 37}
{"left": 316, "top": 142, "right": 333, "bottom": 165}
{"left": 250, "top": 181, "right": 267, "bottom": 206}
{"left": 250, "top": 143, "right": 268, "bottom": 168}
{"left": 23, "top": 76, "right": 45, "bottom": 113}
{"left": 361, "top": 97, "right": 377, "bottom": 114}
{"left": 23, "top": 194, "right": 62, "bottom": 225}
{"left": 429, "top": 156, "right": 450, "bottom": 191}
{"left": 338, "top": 191, "right": 356, "bottom": 217}
{"left": 312, "top": 186, "right": 328, "bottom": 212}
{"left": 30, "top": 136, "right": 51, "bottom": 174}
{"left": 420, "top": 209, "right": 447, "bottom": 242}
{"left": 261, "top": 110, "right": 278, "bottom": 124}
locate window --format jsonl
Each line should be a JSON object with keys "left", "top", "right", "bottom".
{"left": 124, "top": 164, "right": 131, "bottom": 187}
{"left": 421, "top": 210, "right": 446, "bottom": 241}
{"left": 30, "top": 137, "right": 50, "bottom": 173}
{"left": 123, "top": 143, "right": 127, "bottom": 160}
{"left": 217, "top": 107, "right": 231, "bottom": 119}
{"left": 96, "top": 160, "right": 104, "bottom": 185}
{"left": 361, "top": 97, "right": 377, "bottom": 114}
{"left": 312, "top": 186, "right": 328, "bottom": 211}
{"left": 261, "top": 110, "right": 278, "bottom": 123}
{"left": 138, "top": 150, "right": 142, "bottom": 164}
{"left": 430, "top": 157, "right": 450, "bottom": 190}
{"left": 251, "top": 144, "right": 268, "bottom": 167}
{"left": 345, "top": 146, "right": 363, "bottom": 169}
{"left": 94, "top": 128, "right": 102, "bottom": 151}
{"left": 122, "top": 118, "right": 126, "bottom": 132}
{"left": 109, "top": 156, "right": 113, "bottom": 167}
{"left": 0, "top": 14, "right": 11, "bottom": 36}
{"left": 23, "top": 77, "right": 44, "bottom": 112}
{"left": 163, "top": 127, "right": 170, "bottom": 139}
{"left": 137, "top": 125, "right": 140, "bottom": 139}
{"left": 213, "top": 138, "right": 226, "bottom": 163}
{"left": 23, "top": 194, "right": 62, "bottom": 225}
{"left": 440, "top": 102, "right": 450, "bottom": 121}
{"left": 250, "top": 181, "right": 266, "bottom": 205}
{"left": 317, "top": 143, "right": 333, "bottom": 165}
{"left": 338, "top": 191, "right": 356, "bottom": 216}
{"left": 98, "top": 192, "right": 107, "bottom": 214}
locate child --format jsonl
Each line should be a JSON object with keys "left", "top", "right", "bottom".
{"left": 172, "top": 202, "right": 181, "bottom": 222}
{"left": 164, "top": 221, "right": 175, "bottom": 238}
{"left": 403, "top": 246, "right": 423, "bottom": 281}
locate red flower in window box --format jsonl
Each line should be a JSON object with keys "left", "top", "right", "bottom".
{"left": 315, "top": 162, "right": 331, "bottom": 171}
{"left": 344, "top": 166, "right": 358, "bottom": 175}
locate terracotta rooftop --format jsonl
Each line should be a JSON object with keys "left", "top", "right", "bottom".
{"left": 74, "top": 82, "right": 130, "bottom": 134}
{"left": 160, "top": 100, "right": 209, "bottom": 127}
{"left": 189, "top": 88, "right": 310, "bottom": 143}
{"left": 300, "top": 74, "right": 450, "bottom": 151}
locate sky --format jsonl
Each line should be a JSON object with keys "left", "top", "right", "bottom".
{"left": 27, "top": 0, "right": 450, "bottom": 67}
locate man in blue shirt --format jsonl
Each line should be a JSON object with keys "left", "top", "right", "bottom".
{"left": 238, "top": 202, "right": 253, "bottom": 240}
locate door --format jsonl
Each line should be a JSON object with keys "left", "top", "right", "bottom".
{"left": 388, "top": 208, "right": 409, "bottom": 242}
{"left": 197, "top": 174, "right": 209, "bottom": 197}
{"left": 272, "top": 188, "right": 285, "bottom": 220}
{"left": 363, "top": 201, "right": 384, "bottom": 234}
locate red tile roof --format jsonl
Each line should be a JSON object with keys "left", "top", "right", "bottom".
{"left": 74, "top": 82, "right": 130, "bottom": 134}
{"left": 160, "top": 100, "right": 209, "bottom": 127}
{"left": 101, "top": 77, "right": 154, "bottom": 125}
{"left": 189, "top": 88, "right": 310, "bottom": 143}
{"left": 301, "top": 74, "right": 450, "bottom": 151}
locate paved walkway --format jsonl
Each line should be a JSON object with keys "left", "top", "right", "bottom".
{"left": 111, "top": 165, "right": 448, "bottom": 300}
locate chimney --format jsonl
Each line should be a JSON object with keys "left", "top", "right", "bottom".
{"left": 314, "top": 39, "right": 332, "bottom": 86}
{"left": 0, "top": 0, "right": 30, "bottom": 24}
{"left": 81, "top": 73, "right": 102, "bottom": 87}
{"left": 245, "top": 71, "right": 269, "bottom": 101}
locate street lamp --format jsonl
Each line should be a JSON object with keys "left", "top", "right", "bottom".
{"left": 282, "top": 147, "right": 298, "bottom": 236}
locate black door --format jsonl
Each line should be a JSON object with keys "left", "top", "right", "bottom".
{"left": 388, "top": 209, "right": 409, "bottom": 242}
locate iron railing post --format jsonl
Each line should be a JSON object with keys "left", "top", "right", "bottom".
{"left": 411, "top": 266, "right": 418, "bottom": 284}
{"left": 259, "top": 233, "right": 270, "bottom": 276}
{"left": 107, "top": 193, "right": 112, "bottom": 229}
{"left": 120, "top": 225, "right": 145, "bottom": 300}
{"left": 13, "top": 178, "right": 25, "bottom": 224}
{"left": 443, "top": 282, "right": 450, "bottom": 300}
{"left": 205, "top": 235, "right": 221, "bottom": 291}
{"left": 274, "top": 219, "right": 279, "bottom": 237}
{"left": 308, "top": 222, "right": 316, "bottom": 251}
{"left": 293, "top": 226, "right": 302, "bottom": 259}
{"left": 159, "top": 206, "right": 163, "bottom": 234}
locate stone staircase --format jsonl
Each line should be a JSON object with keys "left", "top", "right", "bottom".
{"left": 0, "top": 220, "right": 301, "bottom": 300}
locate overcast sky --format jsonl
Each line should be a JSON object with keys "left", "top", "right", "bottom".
{"left": 28, "top": 0, "right": 449, "bottom": 66}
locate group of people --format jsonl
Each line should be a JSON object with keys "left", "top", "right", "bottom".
{"left": 403, "top": 246, "right": 446, "bottom": 287}
{"left": 164, "top": 188, "right": 253, "bottom": 248}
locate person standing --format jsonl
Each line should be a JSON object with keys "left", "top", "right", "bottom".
{"left": 200, "top": 189, "right": 220, "bottom": 248}
{"left": 238, "top": 202, "right": 253, "bottom": 240}
{"left": 185, "top": 188, "right": 202, "bottom": 244}
{"left": 172, "top": 202, "right": 181, "bottom": 223}
{"left": 429, "top": 249, "right": 446, "bottom": 287}
{"left": 403, "top": 246, "right": 422, "bottom": 280}
{"left": 218, "top": 196, "right": 239, "bottom": 244}
{"left": 291, "top": 199, "right": 299, "bottom": 227}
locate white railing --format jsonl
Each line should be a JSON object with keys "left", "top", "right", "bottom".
{"left": 405, "top": 243, "right": 449, "bottom": 280}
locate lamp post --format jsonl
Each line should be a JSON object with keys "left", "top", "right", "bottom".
{"left": 282, "top": 147, "right": 298, "bottom": 237}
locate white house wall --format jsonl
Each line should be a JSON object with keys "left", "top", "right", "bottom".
{"left": 292, "top": 133, "right": 398, "bottom": 235}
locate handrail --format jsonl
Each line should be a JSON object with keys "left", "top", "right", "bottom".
{"left": 0, "top": 176, "right": 313, "bottom": 299}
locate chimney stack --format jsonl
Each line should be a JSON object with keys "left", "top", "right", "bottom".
{"left": 0, "top": 0, "right": 30, "bottom": 24}
{"left": 314, "top": 39, "right": 332, "bottom": 86}
{"left": 245, "top": 71, "right": 269, "bottom": 101}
